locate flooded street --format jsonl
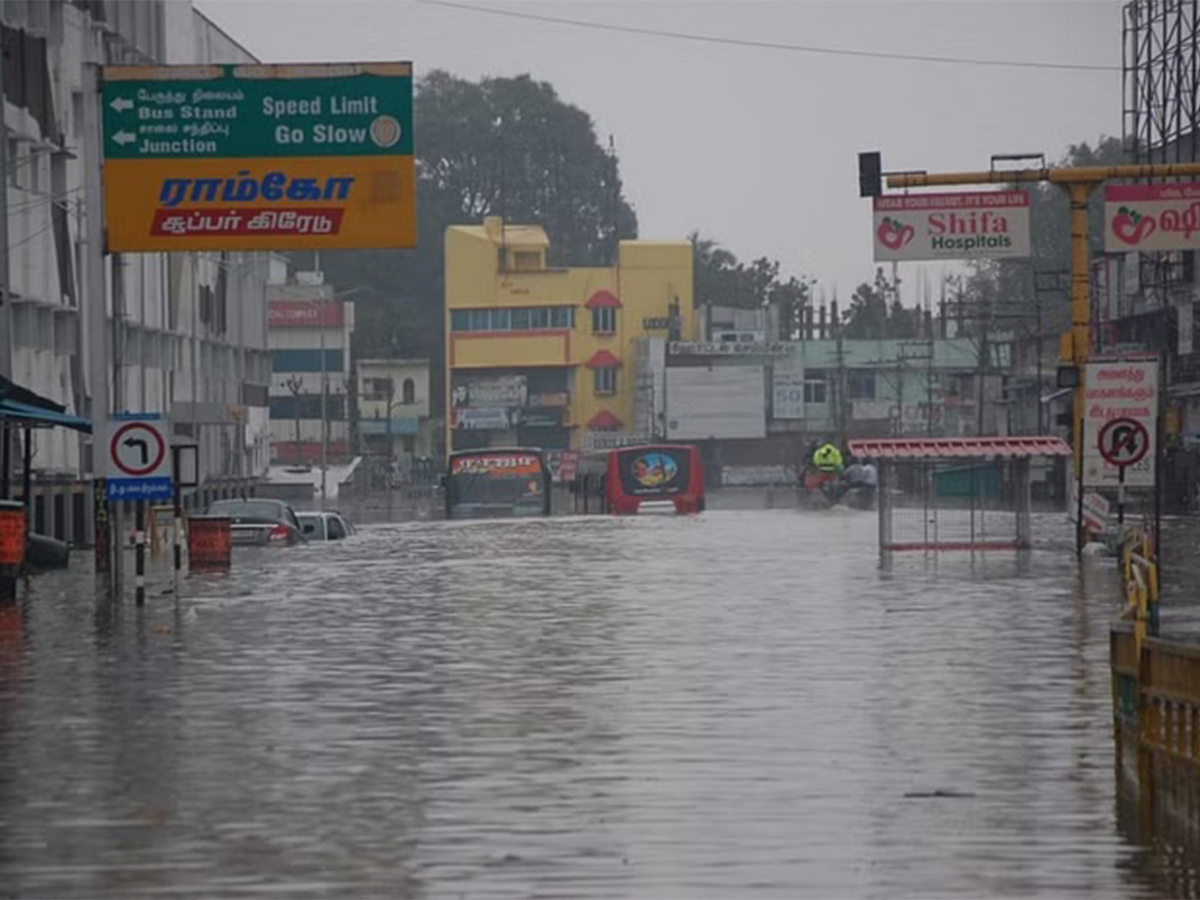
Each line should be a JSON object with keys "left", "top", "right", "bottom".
{"left": 0, "top": 505, "right": 1180, "bottom": 898}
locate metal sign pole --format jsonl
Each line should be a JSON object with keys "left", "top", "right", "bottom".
{"left": 134, "top": 500, "right": 145, "bottom": 606}
{"left": 1118, "top": 463, "right": 1126, "bottom": 529}
{"left": 172, "top": 445, "right": 182, "bottom": 598}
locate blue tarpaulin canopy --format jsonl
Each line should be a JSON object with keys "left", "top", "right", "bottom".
{"left": 0, "top": 398, "right": 92, "bottom": 433}
{"left": 0, "top": 376, "right": 90, "bottom": 433}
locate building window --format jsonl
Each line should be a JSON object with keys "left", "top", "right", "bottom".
{"left": 512, "top": 251, "right": 541, "bottom": 270}
{"left": 848, "top": 371, "right": 876, "bottom": 401}
{"left": 450, "top": 306, "right": 576, "bottom": 332}
{"left": 402, "top": 378, "right": 416, "bottom": 404}
{"left": 594, "top": 367, "right": 617, "bottom": 395}
{"left": 592, "top": 307, "right": 616, "bottom": 335}
{"left": 804, "top": 377, "right": 827, "bottom": 404}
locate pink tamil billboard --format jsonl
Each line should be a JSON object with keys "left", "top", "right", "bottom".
{"left": 1105, "top": 183, "right": 1200, "bottom": 252}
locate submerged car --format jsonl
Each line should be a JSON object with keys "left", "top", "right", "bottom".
{"left": 295, "top": 510, "right": 357, "bottom": 541}
{"left": 205, "top": 498, "right": 306, "bottom": 546}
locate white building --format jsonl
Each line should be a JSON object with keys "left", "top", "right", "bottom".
{"left": 356, "top": 358, "right": 436, "bottom": 467}
{"left": 266, "top": 267, "right": 356, "bottom": 466}
{"left": 1, "top": 1, "right": 273, "bottom": 542}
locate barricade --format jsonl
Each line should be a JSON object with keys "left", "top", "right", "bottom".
{"left": 0, "top": 500, "right": 26, "bottom": 603}
{"left": 187, "top": 515, "right": 232, "bottom": 570}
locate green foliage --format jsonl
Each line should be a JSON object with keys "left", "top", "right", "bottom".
{"left": 842, "top": 267, "right": 921, "bottom": 339}
{"left": 689, "top": 233, "right": 811, "bottom": 339}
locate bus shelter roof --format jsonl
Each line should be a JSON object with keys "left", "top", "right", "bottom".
{"left": 848, "top": 436, "right": 1071, "bottom": 460}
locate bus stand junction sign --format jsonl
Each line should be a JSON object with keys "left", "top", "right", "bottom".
{"left": 102, "top": 62, "right": 414, "bottom": 252}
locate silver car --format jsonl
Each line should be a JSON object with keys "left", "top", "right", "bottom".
{"left": 295, "top": 510, "right": 357, "bottom": 541}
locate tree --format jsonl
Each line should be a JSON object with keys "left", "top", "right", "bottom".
{"left": 689, "top": 233, "right": 812, "bottom": 339}
{"left": 955, "top": 136, "right": 1127, "bottom": 338}
{"left": 312, "top": 71, "right": 640, "bottom": 413}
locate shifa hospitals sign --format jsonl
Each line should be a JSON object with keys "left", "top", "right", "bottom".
{"left": 872, "top": 191, "right": 1031, "bottom": 262}
{"left": 102, "top": 62, "right": 414, "bottom": 251}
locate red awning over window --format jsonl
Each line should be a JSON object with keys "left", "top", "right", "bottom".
{"left": 588, "top": 410, "right": 623, "bottom": 431}
{"left": 584, "top": 290, "right": 622, "bottom": 309}
{"left": 585, "top": 349, "right": 622, "bottom": 368}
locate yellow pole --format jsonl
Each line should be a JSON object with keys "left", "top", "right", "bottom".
{"left": 885, "top": 161, "right": 1200, "bottom": 535}
{"left": 1066, "top": 181, "right": 1098, "bottom": 477}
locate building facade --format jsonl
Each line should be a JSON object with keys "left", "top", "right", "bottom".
{"left": 444, "top": 217, "right": 694, "bottom": 454}
{"left": 266, "top": 273, "right": 355, "bottom": 466}
{"left": 356, "top": 358, "right": 436, "bottom": 469}
{"left": 1, "top": 0, "right": 273, "bottom": 544}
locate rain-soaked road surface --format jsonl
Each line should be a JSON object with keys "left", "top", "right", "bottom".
{"left": 0, "top": 502, "right": 1189, "bottom": 898}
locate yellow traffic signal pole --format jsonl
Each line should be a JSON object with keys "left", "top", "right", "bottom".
{"left": 887, "top": 163, "right": 1200, "bottom": 553}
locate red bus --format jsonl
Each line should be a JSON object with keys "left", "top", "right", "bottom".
{"left": 573, "top": 444, "right": 705, "bottom": 515}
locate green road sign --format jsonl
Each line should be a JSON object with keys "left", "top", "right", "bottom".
{"left": 102, "top": 64, "right": 413, "bottom": 160}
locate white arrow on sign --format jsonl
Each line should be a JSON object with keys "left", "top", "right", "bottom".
{"left": 112, "top": 131, "right": 136, "bottom": 146}
{"left": 110, "top": 97, "right": 134, "bottom": 112}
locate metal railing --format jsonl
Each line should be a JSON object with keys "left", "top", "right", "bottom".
{"left": 1111, "top": 523, "right": 1200, "bottom": 843}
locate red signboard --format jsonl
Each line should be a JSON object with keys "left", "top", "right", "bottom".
{"left": 268, "top": 301, "right": 344, "bottom": 328}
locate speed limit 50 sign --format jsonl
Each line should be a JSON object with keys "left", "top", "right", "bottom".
{"left": 106, "top": 414, "right": 173, "bottom": 501}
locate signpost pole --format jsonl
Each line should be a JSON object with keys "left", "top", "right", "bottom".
{"left": 1075, "top": 416, "right": 1085, "bottom": 556}
{"left": 134, "top": 499, "right": 145, "bottom": 606}
{"left": 1118, "top": 463, "right": 1126, "bottom": 529}
{"left": 172, "top": 445, "right": 182, "bottom": 597}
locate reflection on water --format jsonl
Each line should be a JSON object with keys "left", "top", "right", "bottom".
{"left": 0, "top": 507, "right": 1186, "bottom": 897}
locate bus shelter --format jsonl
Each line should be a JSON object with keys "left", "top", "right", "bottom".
{"left": 848, "top": 436, "right": 1071, "bottom": 553}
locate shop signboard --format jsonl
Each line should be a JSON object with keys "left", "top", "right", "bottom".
{"left": 669, "top": 340, "right": 789, "bottom": 357}
{"left": 452, "top": 376, "right": 526, "bottom": 408}
{"left": 772, "top": 358, "right": 806, "bottom": 419}
{"left": 103, "top": 62, "right": 414, "bottom": 251}
{"left": 872, "top": 190, "right": 1030, "bottom": 261}
{"left": 268, "top": 301, "right": 343, "bottom": 327}
{"left": 451, "top": 407, "right": 510, "bottom": 431}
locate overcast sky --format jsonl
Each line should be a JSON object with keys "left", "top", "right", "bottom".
{"left": 196, "top": 0, "right": 1121, "bottom": 304}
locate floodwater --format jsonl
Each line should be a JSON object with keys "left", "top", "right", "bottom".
{"left": 0, "top": 501, "right": 1190, "bottom": 898}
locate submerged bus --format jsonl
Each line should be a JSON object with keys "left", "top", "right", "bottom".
{"left": 444, "top": 448, "right": 552, "bottom": 519}
{"left": 573, "top": 444, "right": 705, "bottom": 515}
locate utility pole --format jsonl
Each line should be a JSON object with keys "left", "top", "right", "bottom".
{"left": 285, "top": 375, "right": 304, "bottom": 459}
{"left": 83, "top": 63, "right": 115, "bottom": 593}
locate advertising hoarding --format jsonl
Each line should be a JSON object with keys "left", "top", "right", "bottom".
{"left": 1105, "top": 183, "right": 1200, "bottom": 252}
{"left": 665, "top": 367, "right": 766, "bottom": 440}
{"left": 872, "top": 191, "right": 1031, "bottom": 262}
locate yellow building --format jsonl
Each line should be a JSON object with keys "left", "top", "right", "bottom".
{"left": 445, "top": 217, "right": 694, "bottom": 455}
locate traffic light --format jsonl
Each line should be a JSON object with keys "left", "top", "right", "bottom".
{"left": 858, "top": 151, "right": 882, "bottom": 198}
